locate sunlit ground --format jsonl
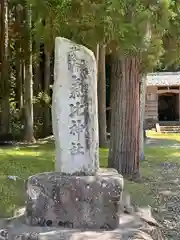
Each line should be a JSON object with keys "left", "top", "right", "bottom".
{"left": 0, "top": 131, "right": 180, "bottom": 217}
{"left": 147, "top": 130, "right": 180, "bottom": 141}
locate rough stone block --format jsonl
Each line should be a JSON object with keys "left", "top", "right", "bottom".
{"left": 25, "top": 169, "right": 123, "bottom": 230}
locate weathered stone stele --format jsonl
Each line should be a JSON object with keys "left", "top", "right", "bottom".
{"left": 52, "top": 37, "right": 99, "bottom": 175}
{"left": 25, "top": 37, "right": 124, "bottom": 231}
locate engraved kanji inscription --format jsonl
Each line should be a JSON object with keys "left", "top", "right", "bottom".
{"left": 70, "top": 142, "right": 84, "bottom": 155}
{"left": 69, "top": 75, "right": 82, "bottom": 99}
{"left": 70, "top": 45, "right": 81, "bottom": 52}
{"left": 70, "top": 81, "right": 88, "bottom": 101}
{"left": 67, "top": 46, "right": 80, "bottom": 71}
{"left": 85, "top": 128, "right": 90, "bottom": 149}
{"left": 67, "top": 47, "right": 89, "bottom": 81}
{"left": 67, "top": 43, "right": 92, "bottom": 157}
{"left": 69, "top": 102, "right": 88, "bottom": 117}
{"left": 83, "top": 83, "right": 88, "bottom": 95}
{"left": 69, "top": 119, "right": 86, "bottom": 140}
{"left": 79, "top": 59, "right": 89, "bottom": 80}
{"left": 67, "top": 52, "right": 77, "bottom": 71}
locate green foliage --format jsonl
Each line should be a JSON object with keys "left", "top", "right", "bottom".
{"left": 34, "top": 92, "right": 51, "bottom": 106}
{"left": 160, "top": 1, "right": 180, "bottom": 68}
{"left": 4, "top": 0, "right": 180, "bottom": 141}
{"left": 13, "top": 0, "right": 176, "bottom": 69}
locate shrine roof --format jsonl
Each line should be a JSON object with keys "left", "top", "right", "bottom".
{"left": 147, "top": 72, "right": 180, "bottom": 86}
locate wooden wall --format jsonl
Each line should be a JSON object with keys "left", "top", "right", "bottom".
{"left": 145, "top": 86, "right": 158, "bottom": 120}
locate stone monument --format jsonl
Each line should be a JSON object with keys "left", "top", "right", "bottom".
{"left": 25, "top": 37, "right": 123, "bottom": 230}
{"left": 52, "top": 37, "right": 99, "bottom": 175}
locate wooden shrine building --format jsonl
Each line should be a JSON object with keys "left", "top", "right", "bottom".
{"left": 146, "top": 72, "right": 180, "bottom": 123}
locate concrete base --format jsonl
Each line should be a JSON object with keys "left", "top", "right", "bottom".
{"left": 3, "top": 226, "right": 152, "bottom": 240}
{"left": 0, "top": 213, "right": 162, "bottom": 240}
{"left": 25, "top": 169, "right": 123, "bottom": 230}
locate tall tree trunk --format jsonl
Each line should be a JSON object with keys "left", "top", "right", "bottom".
{"left": 97, "top": 44, "right": 107, "bottom": 147}
{"left": 15, "top": 6, "right": 23, "bottom": 109}
{"left": 109, "top": 55, "right": 113, "bottom": 134}
{"left": 0, "top": 4, "right": 2, "bottom": 72}
{"left": 43, "top": 48, "right": 51, "bottom": 136}
{"left": 15, "top": 41, "right": 23, "bottom": 109}
{"left": 33, "top": 41, "right": 41, "bottom": 95}
{"left": 139, "top": 75, "right": 147, "bottom": 161}
{"left": 0, "top": 0, "right": 10, "bottom": 134}
{"left": 23, "top": 5, "right": 35, "bottom": 142}
{"left": 94, "top": 44, "right": 99, "bottom": 60}
{"left": 33, "top": 41, "right": 41, "bottom": 130}
{"left": 108, "top": 54, "right": 140, "bottom": 180}
{"left": 105, "top": 54, "right": 112, "bottom": 134}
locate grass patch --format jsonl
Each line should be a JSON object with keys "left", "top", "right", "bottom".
{"left": 1, "top": 132, "right": 180, "bottom": 217}
{"left": 147, "top": 130, "right": 180, "bottom": 141}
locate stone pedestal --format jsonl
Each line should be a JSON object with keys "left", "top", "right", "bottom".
{"left": 1, "top": 206, "right": 163, "bottom": 240}
{"left": 25, "top": 169, "right": 123, "bottom": 230}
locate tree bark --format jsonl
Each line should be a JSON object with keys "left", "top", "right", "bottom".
{"left": 23, "top": 5, "right": 35, "bottom": 142}
{"left": 33, "top": 41, "right": 41, "bottom": 95}
{"left": 0, "top": 4, "right": 2, "bottom": 71}
{"left": 139, "top": 75, "right": 147, "bottom": 161}
{"left": 43, "top": 48, "right": 51, "bottom": 136}
{"left": 109, "top": 55, "right": 113, "bottom": 134}
{"left": 105, "top": 54, "right": 112, "bottom": 134}
{"left": 0, "top": 0, "right": 10, "bottom": 134}
{"left": 108, "top": 54, "right": 140, "bottom": 180}
{"left": 94, "top": 44, "right": 99, "bottom": 61}
{"left": 97, "top": 44, "right": 107, "bottom": 147}
{"left": 15, "top": 6, "right": 23, "bottom": 109}
{"left": 15, "top": 42, "right": 23, "bottom": 109}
